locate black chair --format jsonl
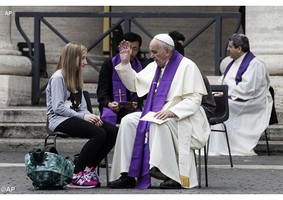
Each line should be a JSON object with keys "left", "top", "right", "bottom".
{"left": 111, "top": 25, "right": 149, "bottom": 59}
{"left": 264, "top": 86, "right": 278, "bottom": 156}
{"left": 207, "top": 85, "right": 233, "bottom": 167}
{"left": 111, "top": 24, "right": 124, "bottom": 57}
{"left": 17, "top": 42, "right": 48, "bottom": 78}
{"left": 44, "top": 91, "right": 109, "bottom": 184}
{"left": 194, "top": 145, "right": 208, "bottom": 188}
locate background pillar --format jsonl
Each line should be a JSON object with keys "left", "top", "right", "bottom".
{"left": 246, "top": 6, "right": 283, "bottom": 75}
{"left": 0, "top": 6, "right": 32, "bottom": 106}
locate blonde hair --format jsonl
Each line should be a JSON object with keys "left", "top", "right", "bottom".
{"left": 57, "top": 42, "right": 87, "bottom": 93}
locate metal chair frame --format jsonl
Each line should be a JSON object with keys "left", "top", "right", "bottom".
{"left": 194, "top": 145, "right": 208, "bottom": 188}
{"left": 264, "top": 86, "right": 278, "bottom": 156}
{"left": 207, "top": 84, "right": 233, "bottom": 167}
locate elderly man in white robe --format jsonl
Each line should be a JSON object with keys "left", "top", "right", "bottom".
{"left": 208, "top": 33, "right": 273, "bottom": 156}
{"left": 108, "top": 33, "right": 210, "bottom": 189}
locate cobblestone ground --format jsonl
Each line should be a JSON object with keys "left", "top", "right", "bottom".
{"left": 0, "top": 151, "right": 283, "bottom": 198}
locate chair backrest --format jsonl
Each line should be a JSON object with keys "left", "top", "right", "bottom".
{"left": 269, "top": 86, "right": 278, "bottom": 125}
{"left": 83, "top": 91, "right": 93, "bottom": 114}
{"left": 208, "top": 85, "right": 229, "bottom": 125}
{"left": 111, "top": 24, "right": 124, "bottom": 56}
{"left": 17, "top": 42, "right": 47, "bottom": 77}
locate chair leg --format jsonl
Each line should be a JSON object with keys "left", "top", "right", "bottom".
{"left": 44, "top": 135, "right": 49, "bottom": 147}
{"left": 105, "top": 155, "right": 109, "bottom": 186}
{"left": 44, "top": 134, "right": 57, "bottom": 147}
{"left": 53, "top": 134, "right": 57, "bottom": 148}
{"left": 97, "top": 164, "right": 100, "bottom": 176}
{"left": 206, "top": 135, "right": 210, "bottom": 163}
{"left": 203, "top": 145, "right": 208, "bottom": 187}
{"left": 265, "top": 130, "right": 271, "bottom": 156}
{"left": 223, "top": 123, "right": 233, "bottom": 167}
{"left": 97, "top": 156, "right": 109, "bottom": 186}
{"left": 198, "top": 149, "right": 201, "bottom": 188}
{"left": 193, "top": 150, "right": 197, "bottom": 168}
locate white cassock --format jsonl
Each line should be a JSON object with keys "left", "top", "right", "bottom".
{"left": 208, "top": 53, "right": 273, "bottom": 156}
{"left": 110, "top": 57, "right": 210, "bottom": 188}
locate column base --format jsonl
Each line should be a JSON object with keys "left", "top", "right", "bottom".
{"left": 0, "top": 54, "right": 32, "bottom": 76}
{"left": 0, "top": 75, "right": 32, "bottom": 107}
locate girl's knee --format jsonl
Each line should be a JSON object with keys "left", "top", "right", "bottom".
{"left": 94, "top": 129, "right": 107, "bottom": 141}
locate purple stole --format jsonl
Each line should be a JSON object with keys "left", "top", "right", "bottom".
{"left": 101, "top": 54, "right": 142, "bottom": 125}
{"left": 128, "top": 51, "right": 183, "bottom": 189}
{"left": 223, "top": 51, "right": 255, "bottom": 85}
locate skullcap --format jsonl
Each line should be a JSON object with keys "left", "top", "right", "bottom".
{"left": 154, "top": 33, "right": 175, "bottom": 47}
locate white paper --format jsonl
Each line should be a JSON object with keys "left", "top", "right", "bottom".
{"left": 140, "top": 111, "right": 168, "bottom": 124}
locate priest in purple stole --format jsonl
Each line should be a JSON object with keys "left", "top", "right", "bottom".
{"left": 208, "top": 33, "right": 273, "bottom": 156}
{"left": 109, "top": 33, "right": 210, "bottom": 189}
{"left": 97, "top": 32, "right": 147, "bottom": 125}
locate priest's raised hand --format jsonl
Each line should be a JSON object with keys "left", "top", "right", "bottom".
{"left": 118, "top": 40, "right": 131, "bottom": 65}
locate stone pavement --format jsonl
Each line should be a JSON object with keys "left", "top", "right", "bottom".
{"left": 0, "top": 150, "right": 283, "bottom": 196}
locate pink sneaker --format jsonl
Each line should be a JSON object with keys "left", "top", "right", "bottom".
{"left": 68, "top": 171, "right": 97, "bottom": 188}
{"left": 84, "top": 167, "right": 101, "bottom": 187}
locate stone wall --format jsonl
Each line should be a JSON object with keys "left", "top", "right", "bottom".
{"left": 10, "top": 6, "right": 242, "bottom": 77}
{"left": 2, "top": 6, "right": 283, "bottom": 110}
{"left": 10, "top": 6, "right": 105, "bottom": 84}
{"left": 246, "top": 6, "right": 283, "bottom": 75}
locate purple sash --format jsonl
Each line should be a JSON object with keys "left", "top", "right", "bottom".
{"left": 101, "top": 54, "right": 142, "bottom": 125}
{"left": 223, "top": 51, "right": 255, "bottom": 85}
{"left": 128, "top": 51, "right": 183, "bottom": 189}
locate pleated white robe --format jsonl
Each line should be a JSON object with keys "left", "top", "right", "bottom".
{"left": 208, "top": 53, "right": 273, "bottom": 156}
{"left": 110, "top": 57, "right": 210, "bottom": 188}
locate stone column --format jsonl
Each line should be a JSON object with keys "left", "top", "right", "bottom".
{"left": 0, "top": 6, "right": 32, "bottom": 107}
{"left": 246, "top": 6, "right": 283, "bottom": 75}
{"left": 246, "top": 6, "right": 283, "bottom": 114}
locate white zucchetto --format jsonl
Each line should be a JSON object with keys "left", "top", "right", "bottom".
{"left": 154, "top": 33, "right": 175, "bottom": 47}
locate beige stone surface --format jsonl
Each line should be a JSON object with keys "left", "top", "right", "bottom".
{"left": 0, "top": 55, "right": 32, "bottom": 75}
{"left": 0, "top": 6, "right": 282, "bottom": 107}
{"left": 246, "top": 6, "right": 283, "bottom": 75}
{"left": 0, "top": 75, "right": 32, "bottom": 107}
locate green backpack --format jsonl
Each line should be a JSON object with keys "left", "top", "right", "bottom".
{"left": 24, "top": 146, "right": 74, "bottom": 189}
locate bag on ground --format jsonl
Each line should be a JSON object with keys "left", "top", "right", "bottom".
{"left": 24, "top": 145, "right": 74, "bottom": 189}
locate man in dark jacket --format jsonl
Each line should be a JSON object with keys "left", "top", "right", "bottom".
{"left": 97, "top": 32, "right": 147, "bottom": 125}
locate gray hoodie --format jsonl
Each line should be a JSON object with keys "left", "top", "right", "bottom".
{"left": 46, "top": 69, "right": 90, "bottom": 131}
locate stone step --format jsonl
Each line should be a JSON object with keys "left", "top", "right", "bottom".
{"left": 0, "top": 123, "right": 283, "bottom": 154}
{"left": 0, "top": 107, "right": 46, "bottom": 123}
{"left": 1, "top": 109, "right": 283, "bottom": 139}
{"left": 0, "top": 106, "right": 100, "bottom": 123}
{"left": 1, "top": 106, "right": 283, "bottom": 154}
{"left": 0, "top": 138, "right": 87, "bottom": 153}
{"left": 254, "top": 141, "right": 283, "bottom": 155}
{"left": 0, "top": 122, "right": 45, "bottom": 138}
{"left": 264, "top": 124, "right": 283, "bottom": 141}
{"left": 1, "top": 106, "right": 283, "bottom": 124}
{"left": 1, "top": 137, "right": 283, "bottom": 156}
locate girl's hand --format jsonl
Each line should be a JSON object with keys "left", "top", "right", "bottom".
{"left": 84, "top": 114, "right": 103, "bottom": 126}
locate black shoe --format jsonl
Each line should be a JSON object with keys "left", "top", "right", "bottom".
{"left": 160, "top": 177, "right": 181, "bottom": 189}
{"left": 108, "top": 175, "right": 136, "bottom": 188}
